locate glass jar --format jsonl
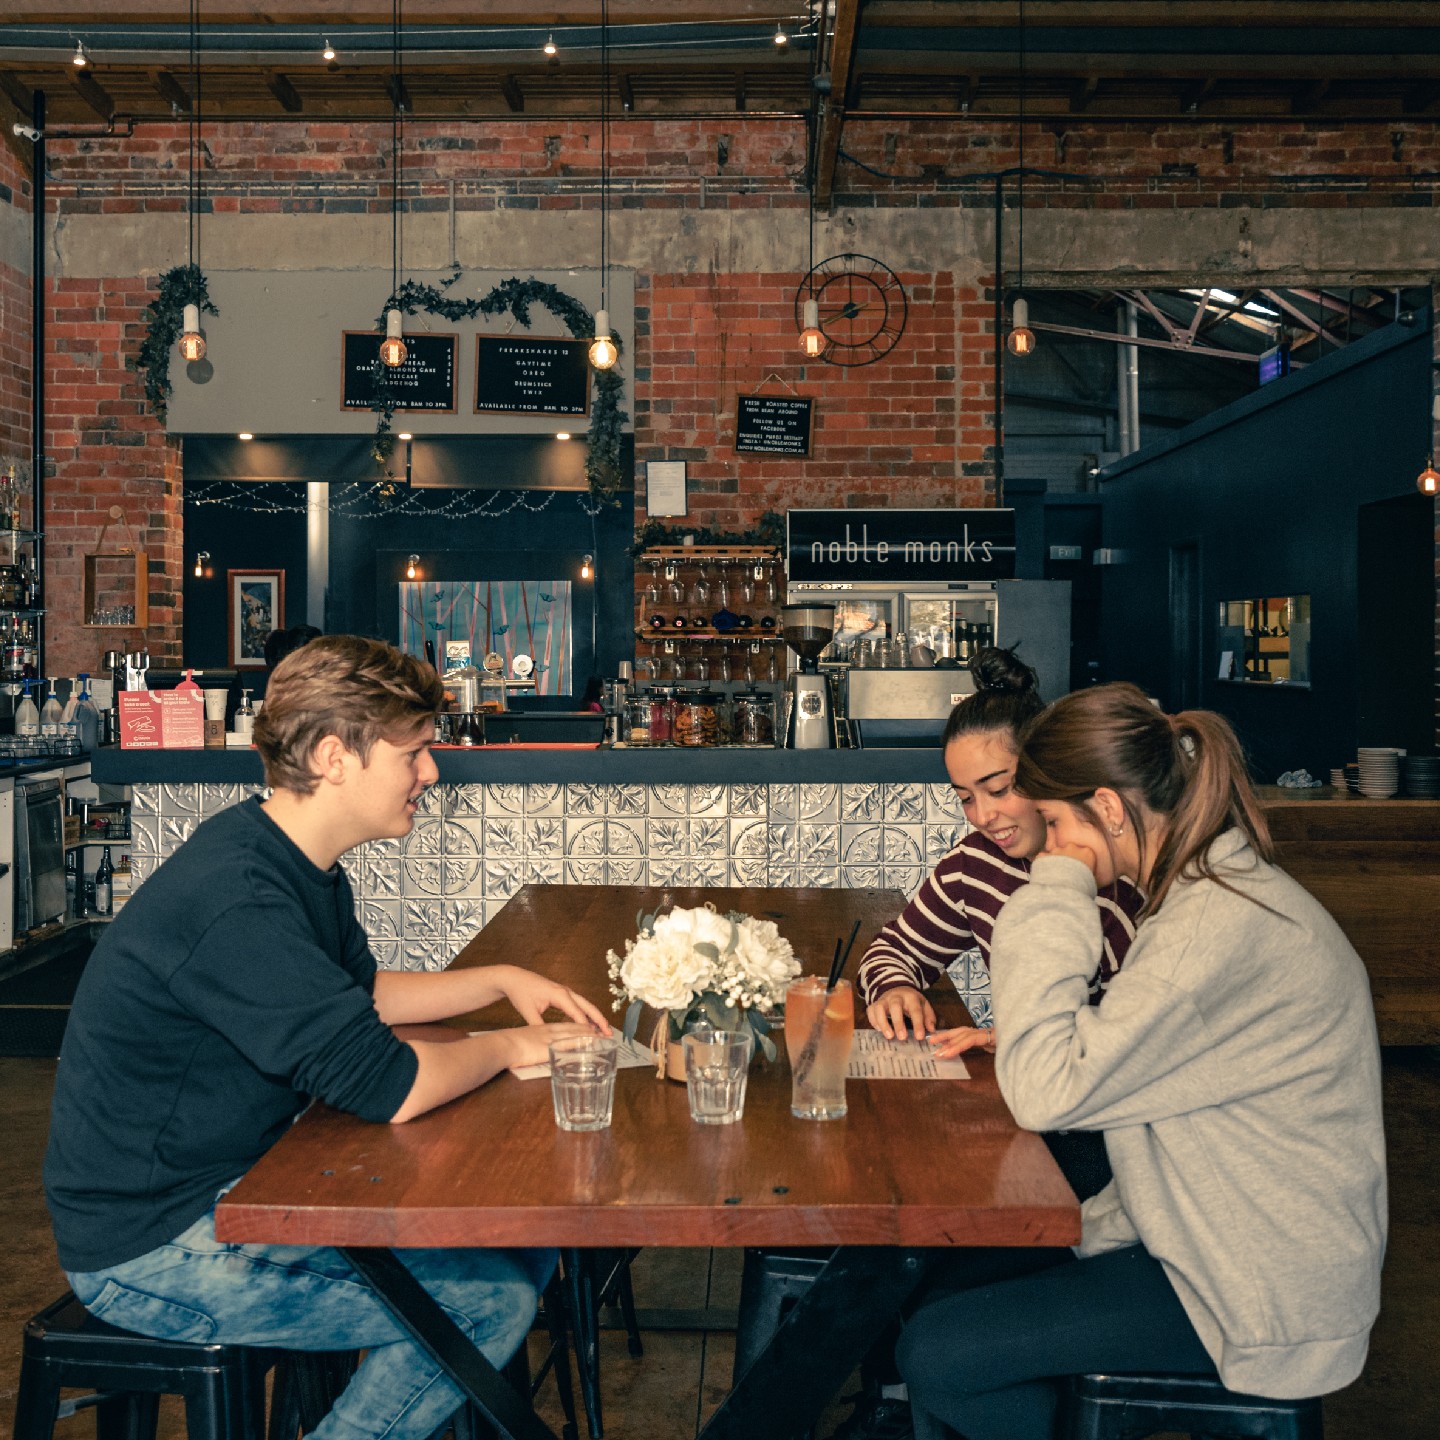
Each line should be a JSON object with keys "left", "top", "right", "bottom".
{"left": 624, "top": 695, "right": 656, "bottom": 745}
{"left": 731, "top": 691, "right": 776, "bottom": 747}
{"left": 673, "top": 690, "right": 722, "bottom": 747}
{"left": 649, "top": 686, "right": 678, "bottom": 743}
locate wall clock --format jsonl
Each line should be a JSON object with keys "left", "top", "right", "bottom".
{"left": 793, "top": 253, "right": 908, "bottom": 367}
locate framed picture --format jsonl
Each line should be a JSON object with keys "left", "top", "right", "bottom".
{"left": 228, "top": 569, "right": 286, "bottom": 669}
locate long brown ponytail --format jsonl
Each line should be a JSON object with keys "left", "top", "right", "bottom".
{"left": 1015, "top": 682, "right": 1273, "bottom": 915}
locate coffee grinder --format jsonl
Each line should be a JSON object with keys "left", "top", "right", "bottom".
{"left": 781, "top": 603, "right": 836, "bottom": 749}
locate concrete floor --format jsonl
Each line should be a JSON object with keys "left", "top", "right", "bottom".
{"left": 2, "top": 1050, "right": 1436, "bottom": 1440}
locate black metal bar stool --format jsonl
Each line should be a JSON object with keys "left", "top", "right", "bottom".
{"left": 12, "top": 1292, "right": 270, "bottom": 1440}
{"left": 1064, "top": 1371, "right": 1324, "bottom": 1440}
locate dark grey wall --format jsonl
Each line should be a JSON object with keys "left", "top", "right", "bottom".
{"left": 1097, "top": 314, "right": 1433, "bottom": 780}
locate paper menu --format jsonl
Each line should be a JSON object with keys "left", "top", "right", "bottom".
{"left": 507, "top": 1033, "right": 657, "bottom": 1081}
{"left": 846, "top": 1029, "right": 970, "bottom": 1081}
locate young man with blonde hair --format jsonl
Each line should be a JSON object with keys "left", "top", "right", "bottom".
{"left": 45, "top": 635, "right": 608, "bottom": 1440}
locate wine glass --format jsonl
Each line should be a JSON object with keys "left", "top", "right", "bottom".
{"left": 742, "top": 566, "right": 758, "bottom": 606}
{"left": 643, "top": 561, "right": 662, "bottom": 610}
{"left": 715, "top": 559, "right": 732, "bottom": 610}
{"left": 665, "top": 563, "right": 684, "bottom": 606}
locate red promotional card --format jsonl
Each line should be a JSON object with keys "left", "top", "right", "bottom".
{"left": 118, "top": 691, "right": 205, "bottom": 749}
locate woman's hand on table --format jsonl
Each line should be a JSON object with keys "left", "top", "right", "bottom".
{"left": 928, "top": 1025, "right": 995, "bottom": 1058}
{"left": 866, "top": 986, "right": 937, "bottom": 1040}
{"left": 489, "top": 965, "right": 612, "bottom": 1032}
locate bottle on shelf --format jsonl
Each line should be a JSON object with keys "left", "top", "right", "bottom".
{"left": 14, "top": 678, "right": 39, "bottom": 737}
{"left": 94, "top": 845, "right": 114, "bottom": 916}
{"left": 60, "top": 675, "right": 79, "bottom": 742}
{"left": 39, "top": 676, "right": 62, "bottom": 737}
{"left": 75, "top": 673, "right": 102, "bottom": 752}
{"left": 1, "top": 617, "right": 23, "bottom": 684}
{"left": 235, "top": 689, "right": 255, "bottom": 736}
{"left": 65, "top": 848, "right": 80, "bottom": 918}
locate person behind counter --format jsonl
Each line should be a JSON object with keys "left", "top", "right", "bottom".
{"left": 897, "top": 684, "right": 1387, "bottom": 1440}
{"left": 44, "top": 634, "right": 612, "bottom": 1440}
{"left": 857, "top": 647, "right": 1143, "bottom": 1061}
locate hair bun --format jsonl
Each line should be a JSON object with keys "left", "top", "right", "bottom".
{"left": 968, "top": 645, "right": 1039, "bottom": 696}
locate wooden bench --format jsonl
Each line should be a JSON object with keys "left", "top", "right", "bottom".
{"left": 1259, "top": 790, "right": 1440, "bottom": 1046}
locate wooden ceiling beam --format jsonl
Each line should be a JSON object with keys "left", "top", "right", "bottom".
{"left": 150, "top": 67, "right": 193, "bottom": 112}
{"left": 264, "top": 70, "right": 304, "bottom": 112}
{"left": 1069, "top": 75, "right": 1098, "bottom": 113}
{"left": 68, "top": 66, "right": 116, "bottom": 121}
{"left": 813, "top": 0, "right": 862, "bottom": 206}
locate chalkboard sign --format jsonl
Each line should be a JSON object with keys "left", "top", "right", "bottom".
{"left": 341, "top": 331, "right": 457, "bottom": 412}
{"left": 734, "top": 394, "right": 814, "bottom": 457}
{"left": 475, "top": 336, "right": 592, "bottom": 418}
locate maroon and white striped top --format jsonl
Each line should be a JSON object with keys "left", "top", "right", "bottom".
{"left": 857, "top": 831, "right": 1143, "bottom": 1008}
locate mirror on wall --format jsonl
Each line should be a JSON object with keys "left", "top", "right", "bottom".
{"left": 1217, "top": 595, "right": 1310, "bottom": 687}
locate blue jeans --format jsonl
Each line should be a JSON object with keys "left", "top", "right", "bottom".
{"left": 68, "top": 1203, "right": 555, "bottom": 1440}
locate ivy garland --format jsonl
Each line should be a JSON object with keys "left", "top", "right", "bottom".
{"left": 371, "top": 269, "right": 629, "bottom": 505}
{"left": 135, "top": 265, "right": 218, "bottom": 425}
{"left": 632, "top": 511, "right": 786, "bottom": 553}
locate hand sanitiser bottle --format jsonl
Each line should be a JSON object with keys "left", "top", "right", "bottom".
{"left": 75, "top": 673, "right": 102, "bottom": 752}
{"left": 14, "top": 678, "right": 39, "bottom": 737}
{"left": 40, "top": 676, "right": 63, "bottom": 737}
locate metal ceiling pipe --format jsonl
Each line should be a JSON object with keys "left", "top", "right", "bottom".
{"left": 1115, "top": 303, "right": 1132, "bottom": 458}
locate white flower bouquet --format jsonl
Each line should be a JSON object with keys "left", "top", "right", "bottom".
{"left": 607, "top": 903, "right": 800, "bottom": 1061}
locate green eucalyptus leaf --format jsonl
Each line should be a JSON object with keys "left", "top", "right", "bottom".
{"left": 623, "top": 999, "right": 644, "bottom": 1043}
{"left": 694, "top": 941, "right": 721, "bottom": 963}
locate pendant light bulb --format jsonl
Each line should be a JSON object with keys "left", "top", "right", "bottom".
{"left": 1418, "top": 455, "right": 1440, "bottom": 497}
{"left": 322, "top": 37, "right": 337, "bottom": 61}
{"left": 581, "top": 554, "right": 593, "bottom": 580}
{"left": 72, "top": 40, "right": 88, "bottom": 68}
{"left": 589, "top": 309, "right": 618, "bottom": 370}
{"left": 178, "top": 302, "right": 206, "bottom": 362}
{"left": 405, "top": 553, "right": 419, "bottom": 580}
{"left": 193, "top": 550, "right": 210, "bottom": 579}
{"left": 379, "top": 307, "right": 408, "bottom": 368}
{"left": 1007, "top": 296, "right": 1037, "bottom": 357}
{"left": 799, "top": 297, "right": 827, "bottom": 358}
{"left": 773, "top": 22, "right": 789, "bottom": 46}
{"left": 543, "top": 33, "right": 558, "bottom": 56}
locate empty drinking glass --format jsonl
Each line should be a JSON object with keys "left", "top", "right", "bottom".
{"left": 549, "top": 1035, "right": 620, "bottom": 1132}
{"left": 683, "top": 1027, "right": 754, "bottom": 1125}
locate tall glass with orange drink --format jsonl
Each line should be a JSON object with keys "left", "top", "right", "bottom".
{"left": 784, "top": 977, "right": 855, "bottom": 1120}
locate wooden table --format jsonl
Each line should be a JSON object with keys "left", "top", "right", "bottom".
{"left": 216, "top": 885, "right": 1079, "bottom": 1439}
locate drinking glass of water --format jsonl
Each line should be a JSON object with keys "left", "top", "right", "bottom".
{"left": 549, "top": 1035, "right": 620, "bottom": 1132}
{"left": 683, "top": 1028, "right": 754, "bottom": 1125}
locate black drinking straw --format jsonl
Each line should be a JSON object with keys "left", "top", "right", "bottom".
{"left": 827, "top": 918, "right": 862, "bottom": 991}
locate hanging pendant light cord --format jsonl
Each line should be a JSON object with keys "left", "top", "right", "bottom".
{"left": 599, "top": 0, "right": 609, "bottom": 315}
{"left": 1016, "top": 0, "right": 1026, "bottom": 289}
{"left": 187, "top": 0, "right": 200, "bottom": 274}
{"left": 392, "top": 0, "right": 402, "bottom": 298}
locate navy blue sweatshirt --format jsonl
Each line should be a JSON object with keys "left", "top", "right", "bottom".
{"left": 45, "top": 798, "right": 419, "bottom": 1273}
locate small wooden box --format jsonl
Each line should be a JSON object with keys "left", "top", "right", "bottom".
{"left": 83, "top": 549, "right": 149, "bottom": 628}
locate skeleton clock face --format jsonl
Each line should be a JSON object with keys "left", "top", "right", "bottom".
{"left": 793, "top": 253, "right": 908, "bottom": 367}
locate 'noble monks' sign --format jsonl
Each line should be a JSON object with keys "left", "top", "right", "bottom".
{"left": 786, "top": 508, "right": 1017, "bottom": 583}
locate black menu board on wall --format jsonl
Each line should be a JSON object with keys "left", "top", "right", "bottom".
{"left": 474, "top": 336, "right": 592, "bottom": 417}
{"left": 734, "top": 394, "right": 814, "bottom": 456}
{"left": 341, "top": 331, "right": 458, "bottom": 412}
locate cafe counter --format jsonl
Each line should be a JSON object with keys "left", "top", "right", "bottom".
{"left": 94, "top": 751, "right": 1439, "bottom": 1045}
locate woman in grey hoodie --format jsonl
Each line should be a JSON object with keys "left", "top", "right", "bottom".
{"left": 897, "top": 682, "right": 1386, "bottom": 1440}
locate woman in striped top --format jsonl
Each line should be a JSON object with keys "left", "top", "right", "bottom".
{"left": 858, "top": 648, "right": 1143, "bottom": 1059}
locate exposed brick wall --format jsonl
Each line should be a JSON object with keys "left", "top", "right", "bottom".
{"left": 0, "top": 144, "right": 33, "bottom": 480}
{"left": 637, "top": 270, "right": 992, "bottom": 531}
{"left": 44, "top": 275, "right": 182, "bottom": 678}
{"left": 27, "top": 114, "right": 1440, "bottom": 678}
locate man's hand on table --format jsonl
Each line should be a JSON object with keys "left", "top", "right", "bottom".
{"left": 486, "top": 964, "right": 612, "bottom": 1032}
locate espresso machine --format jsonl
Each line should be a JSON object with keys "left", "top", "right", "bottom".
{"left": 780, "top": 603, "right": 835, "bottom": 749}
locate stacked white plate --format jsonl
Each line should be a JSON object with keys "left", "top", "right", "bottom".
{"left": 1356, "top": 747, "right": 1403, "bottom": 799}
{"left": 1402, "top": 756, "right": 1440, "bottom": 798}
{"left": 1329, "top": 767, "right": 1346, "bottom": 789}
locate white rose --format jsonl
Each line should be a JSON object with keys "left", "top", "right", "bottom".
{"left": 728, "top": 917, "right": 800, "bottom": 1005}
{"left": 652, "top": 905, "right": 734, "bottom": 957}
{"left": 617, "top": 930, "right": 713, "bottom": 1013}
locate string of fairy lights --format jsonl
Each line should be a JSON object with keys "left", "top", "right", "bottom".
{"left": 186, "top": 480, "right": 608, "bottom": 520}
